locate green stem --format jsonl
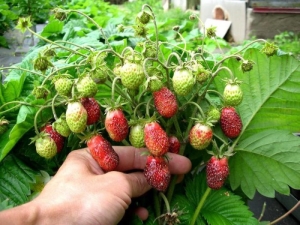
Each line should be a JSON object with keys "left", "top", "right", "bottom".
{"left": 181, "top": 101, "right": 205, "bottom": 119}
{"left": 0, "top": 67, "right": 45, "bottom": 77}
{"left": 68, "top": 9, "right": 112, "bottom": 49}
{"left": 111, "top": 76, "right": 121, "bottom": 103}
{"left": 160, "top": 192, "right": 171, "bottom": 213}
{"left": 190, "top": 187, "right": 211, "bottom": 225}
{"left": 142, "top": 4, "right": 159, "bottom": 58}
{"left": 27, "top": 28, "right": 86, "bottom": 57}
{"left": 41, "top": 64, "right": 81, "bottom": 86}
{"left": 153, "top": 190, "right": 161, "bottom": 221}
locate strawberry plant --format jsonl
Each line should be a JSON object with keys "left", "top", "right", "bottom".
{"left": 1, "top": 3, "right": 300, "bottom": 225}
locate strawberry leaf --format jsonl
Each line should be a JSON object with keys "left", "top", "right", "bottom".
{"left": 214, "top": 48, "right": 300, "bottom": 198}
{"left": 0, "top": 155, "right": 37, "bottom": 206}
{"left": 230, "top": 130, "right": 300, "bottom": 199}
{"left": 173, "top": 172, "right": 257, "bottom": 225}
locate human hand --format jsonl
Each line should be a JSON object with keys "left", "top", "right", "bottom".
{"left": 24, "top": 146, "right": 191, "bottom": 225}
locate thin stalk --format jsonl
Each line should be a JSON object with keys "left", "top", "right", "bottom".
{"left": 69, "top": 9, "right": 112, "bottom": 49}
{"left": 55, "top": 40, "right": 94, "bottom": 52}
{"left": 142, "top": 4, "right": 159, "bottom": 58}
{"left": 181, "top": 101, "right": 205, "bottom": 119}
{"left": 51, "top": 94, "right": 59, "bottom": 120}
{"left": 153, "top": 190, "right": 161, "bottom": 221}
{"left": 0, "top": 67, "right": 45, "bottom": 77}
{"left": 27, "top": 27, "right": 87, "bottom": 57}
{"left": 111, "top": 77, "right": 121, "bottom": 102}
{"left": 270, "top": 201, "right": 300, "bottom": 225}
{"left": 190, "top": 187, "right": 211, "bottom": 225}
{"left": 41, "top": 64, "right": 81, "bottom": 86}
{"left": 160, "top": 192, "right": 171, "bottom": 213}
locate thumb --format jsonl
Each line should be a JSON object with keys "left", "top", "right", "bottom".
{"left": 124, "top": 172, "right": 151, "bottom": 198}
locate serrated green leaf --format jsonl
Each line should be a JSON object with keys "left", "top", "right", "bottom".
{"left": 202, "top": 189, "right": 258, "bottom": 225}
{"left": 0, "top": 198, "right": 14, "bottom": 211}
{"left": 230, "top": 130, "right": 300, "bottom": 198}
{"left": 0, "top": 155, "right": 37, "bottom": 206}
{"left": 215, "top": 48, "right": 300, "bottom": 139}
{"left": 214, "top": 48, "right": 300, "bottom": 198}
{"left": 182, "top": 172, "right": 257, "bottom": 225}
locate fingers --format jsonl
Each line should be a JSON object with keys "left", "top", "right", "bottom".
{"left": 113, "top": 146, "right": 192, "bottom": 175}
{"left": 123, "top": 171, "right": 152, "bottom": 198}
{"left": 58, "top": 149, "right": 104, "bottom": 176}
{"left": 65, "top": 146, "right": 191, "bottom": 176}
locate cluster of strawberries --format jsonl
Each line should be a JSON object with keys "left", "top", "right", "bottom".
{"left": 31, "top": 6, "right": 246, "bottom": 193}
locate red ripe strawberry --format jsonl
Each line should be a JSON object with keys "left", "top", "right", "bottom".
{"left": 206, "top": 156, "right": 229, "bottom": 189}
{"left": 144, "top": 122, "right": 169, "bottom": 156}
{"left": 144, "top": 155, "right": 171, "bottom": 192}
{"left": 168, "top": 136, "right": 180, "bottom": 154}
{"left": 87, "top": 134, "right": 119, "bottom": 171}
{"left": 153, "top": 87, "right": 178, "bottom": 118}
{"left": 41, "top": 124, "right": 64, "bottom": 153}
{"left": 220, "top": 107, "right": 242, "bottom": 138}
{"left": 81, "top": 97, "right": 101, "bottom": 125}
{"left": 189, "top": 123, "right": 213, "bottom": 150}
{"left": 105, "top": 108, "right": 129, "bottom": 142}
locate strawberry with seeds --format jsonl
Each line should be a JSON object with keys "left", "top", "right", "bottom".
{"left": 66, "top": 101, "right": 88, "bottom": 133}
{"left": 81, "top": 97, "right": 101, "bottom": 125}
{"left": 105, "top": 108, "right": 129, "bottom": 142}
{"left": 144, "top": 121, "right": 169, "bottom": 156}
{"left": 153, "top": 87, "right": 178, "bottom": 118}
{"left": 87, "top": 134, "right": 119, "bottom": 171}
{"left": 206, "top": 156, "right": 229, "bottom": 189}
{"left": 41, "top": 124, "right": 64, "bottom": 153}
{"left": 189, "top": 122, "right": 213, "bottom": 150}
{"left": 220, "top": 107, "right": 242, "bottom": 138}
{"left": 168, "top": 135, "right": 180, "bottom": 154}
{"left": 144, "top": 155, "right": 171, "bottom": 192}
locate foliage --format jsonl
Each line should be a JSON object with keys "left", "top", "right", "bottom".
{"left": 1, "top": 1, "right": 300, "bottom": 225}
{"left": 9, "top": 0, "right": 63, "bottom": 23}
{"left": 274, "top": 31, "right": 300, "bottom": 58}
{"left": 0, "top": 0, "right": 18, "bottom": 47}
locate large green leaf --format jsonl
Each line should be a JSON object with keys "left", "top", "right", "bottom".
{"left": 230, "top": 130, "right": 300, "bottom": 199}
{"left": 214, "top": 48, "right": 300, "bottom": 198}
{"left": 173, "top": 173, "right": 257, "bottom": 225}
{"left": 215, "top": 48, "right": 300, "bottom": 138}
{"left": 0, "top": 155, "right": 37, "bottom": 206}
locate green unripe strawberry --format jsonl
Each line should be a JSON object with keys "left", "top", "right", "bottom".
{"left": 134, "top": 24, "right": 147, "bottom": 37}
{"left": 76, "top": 76, "right": 98, "bottom": 98}
{"left": 120, "top": 62, "right": 145, "bottom": 90}
{"left": 192, "top": 64, "right": 210, "bottom": 83}
{"left": 54, "top": 77, "right": 73, "bottom": 97}
{"left": 32, "top": 85, "right": 49, "bottom": 99}
{"left": 172, "top": 68, "right": 195, "bottom": 96}
{"left": 136, "top": 11, "right": 151, "bottom": 24}
{"left": 53, "top": 114, "right": 71, "bottom": 137}
{"left": 33, "top": 56, "right": 53, "bottom": 72}
{"left": 66, "top": 102, "right": 87, "bottom": 133}
{"left": 35, "top": 135, "right": 57, "bottom": 159}
{"left": 147, "top": 76, "right": 163, "bottom": 92}
{"left": 223, "top": 79, "right": 243, "bottom": 106}
{"left": 241, "top": 60, "right": 254, "bottom": 72}
{"left": 90, "top": 67, "right": 108, "bottom": 84}
{"left": 129, "top": 124, "right": 145, "bottom": 148}
{"left": 261, "top": 42, "right": 278, "bottom": 57}
{"left": 0, "top": 117, "right": 9, "bottom": 135}
{"left": 113, "top": 64, "right": 122, "bottom": 77}
{"left": 207, "top": 107, "right": 221, "bottom": 123}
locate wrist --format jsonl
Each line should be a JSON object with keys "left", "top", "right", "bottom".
{"left": 0, "top": 201, "right": 39, "bottom": 225}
